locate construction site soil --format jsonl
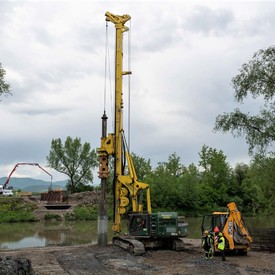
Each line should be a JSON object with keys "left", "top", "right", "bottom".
{"left": 0, "top": 239, "right": 274, "bottom": 275}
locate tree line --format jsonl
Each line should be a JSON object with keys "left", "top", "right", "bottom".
{"left": 46, "top": 137, "right": 275, "bottom": 216}
{"left": 132, "top": 149, "right": 275, "bottom": 215}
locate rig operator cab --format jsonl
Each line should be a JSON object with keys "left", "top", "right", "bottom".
{"left": 98, "top": 12, "right": 188, "bottom": 255}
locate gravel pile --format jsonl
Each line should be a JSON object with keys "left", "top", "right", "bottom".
{"left": 0, "top": 256, "right": 34, "bottom": 275}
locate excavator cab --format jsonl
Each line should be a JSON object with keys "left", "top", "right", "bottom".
{"left": 128, "top": 213, "right": 150, "bottom": 237}
{"left": 129, "top": 212, "right": 188, "bottom": 238}
{"left": 201, "top": 212, "right": 228, "bottom": 234}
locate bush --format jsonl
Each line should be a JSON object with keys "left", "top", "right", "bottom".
{"left": 44, "top": 213, "right": 62, "bottom": 221}
{"left": 0, "top": 211, "right": 37, "bottom": 223}
{"left": 64, "top": 212, "right": 76, "bottom": 221}
{"left": 65, "top": 205, "right": 98, "bottom": 221}
{"left": 0, "top": 197, "right": 38, "bottom": 223}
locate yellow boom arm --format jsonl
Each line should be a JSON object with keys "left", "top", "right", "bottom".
{"left": 98, "top": 12, "right": 152, "bottom": 234}
{"left": 223, "top": 202, "right": 253, "bottom": 249}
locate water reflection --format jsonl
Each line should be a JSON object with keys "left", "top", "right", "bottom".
{"left": 0, "top": 216, "right": 273, "bottom": 250}
{"left": 1, "top": 236, "right": 46, "bottom": 249}
{"left": 0, "top": 221, "right": 111, "bottom": 249}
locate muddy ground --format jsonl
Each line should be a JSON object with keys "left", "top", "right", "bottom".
{"left": 0, "top": 239, "right": 274, "bottom": 275}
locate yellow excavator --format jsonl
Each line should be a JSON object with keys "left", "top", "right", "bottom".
{"left": 98, "top": 12, "right": 188, "bottom": 255}
{"left": 201, "top": 202, "right": 253, "bottom": 255}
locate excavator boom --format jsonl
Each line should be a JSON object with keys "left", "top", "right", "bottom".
{"left": 223, "top": 202, "right": 253, "bottom": 249}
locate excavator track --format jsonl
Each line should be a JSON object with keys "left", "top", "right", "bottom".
{"left": 172, "top": 238, "right": 185, "bottom": 251}
{"left": 113, "top": 236, "right": 145, "bottom": 256}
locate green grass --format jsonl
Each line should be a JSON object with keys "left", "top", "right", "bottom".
{"left": 0, "top": 197, "right": 38, "bottom": 223}
{"left": 65, "top": 205, "right": 98, "bottom": 221}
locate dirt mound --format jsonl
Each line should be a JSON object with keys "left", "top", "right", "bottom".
{"left": 68, "top": 191, "right": 100, "bottom": 205}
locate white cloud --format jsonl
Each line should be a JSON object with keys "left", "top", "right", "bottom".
{"left": 0, "top": 1, "right": 274, "bottom": 183}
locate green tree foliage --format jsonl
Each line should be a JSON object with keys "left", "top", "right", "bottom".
{"left": 149, "top": 153, "right": 200, "bottom": 214}
{"left": 199, "top": 145, "right": 230, "bottom": 189}
{"left": 149, "top": 153, "right": 184, "bottom": 210}
{"left": 199, "top": 145, "right": 247, "bottom": 211}
{"left": 46, "top": 137, "right": 97, "bottom": 193}
{"left": 131, "top": 152, "right": 152, "bottom": 181}
{"left": 231, "top": 163, "right": 249, "bottom": 209}
{"left": 105, "top": 149, "right": 275, "bottom": 216}
{"left": 179, "top": 164, "right": 201, "bottom": 214}
{"left": 233, "top": 163, "right": 249, "bottom": 186}
{"left": 0, "top": 63, "right": 11, "bottom": 100}
{"left": 242, "top": 154, "right": 275, "bottom": 214}
{"left": 214, "top": 46, "right": 275, "bottom": 155}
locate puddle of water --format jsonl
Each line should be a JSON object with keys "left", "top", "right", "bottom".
{"left": 1, "top": 236, "right": 46, "bottom": 249}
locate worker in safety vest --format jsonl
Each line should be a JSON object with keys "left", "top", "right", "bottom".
{"left": 201, "top": 230, "right": 214, "bottom": 259}
{"left": 217, "top": 232, "right": 226, "bottom": 261}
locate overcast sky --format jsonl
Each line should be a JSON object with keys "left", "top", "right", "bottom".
{"left": 0, "top": 1, "right": 274, "bottom": 185}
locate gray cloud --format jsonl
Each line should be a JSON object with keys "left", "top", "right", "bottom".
{"left": 183, "top": 5, "right": 234, "bottom": 35}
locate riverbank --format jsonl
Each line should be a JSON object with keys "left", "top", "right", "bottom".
{"left": 0, "top": 191, "right": 100, "bottom": 223}
{"left": 0, "top": 239, "right": 274, "bottom": 275}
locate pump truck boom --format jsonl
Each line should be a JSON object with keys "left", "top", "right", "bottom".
{"left": 98, "top": 12, "right": 188, "bottom": 255}
{"left": 3, "top": 162, "right": 53, "bottom": 190}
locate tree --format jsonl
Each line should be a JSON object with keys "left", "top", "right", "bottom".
{"left": 0, "top": 63, "right": 11, "bottom": 100}
{"left": 46, "top": 137, "right": 98, "bottom": 193}
{"left": 148, "top": 153, "right": 201, "bottom": 214}
{"left": 149, "top": 153, "right": 185, "bottom": 210}
{"left": 198, "top": 145, "right": 234, "bottom": 209}
{"left": 131, "top": 152, "right": 152, "bottom": 182}
{"left": 179, "top": 164, "right": 201, "bottom": 214}
{"left": 149, "top": 152, "right": 202, "bottom": 214}
{"left": 242, "top": 154, "right": 275, "bottom": 214}
{"left": 233, "top": 163, "right": 249, "bottom": 186}
{"left": 214, "top": 46, "right": 275, "bottom": 155}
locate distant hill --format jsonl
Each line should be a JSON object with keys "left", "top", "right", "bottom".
{"left": 0, "top": 177, "right": 67, "bottom": 192}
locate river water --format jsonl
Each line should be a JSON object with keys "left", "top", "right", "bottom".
{"left": 0, "top": 216, "right": 274, "bottom": 250}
